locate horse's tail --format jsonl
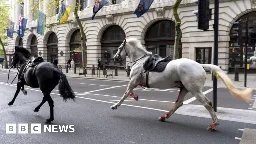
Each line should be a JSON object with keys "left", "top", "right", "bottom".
{"left": 58, "top": 72, "right": 75, "bottom": 101}
{"left": 201, "top": 64, "right": 253, "bottom": 103}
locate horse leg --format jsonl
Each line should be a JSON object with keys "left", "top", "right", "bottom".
{"left": 158, "top": 88, "right": 188, "bottom": 122}
{"left": 129, "top": 91, "right": 138, "bottom": 101}
{"left": 34, "top": 96, "right": 47, "bottom": 112}
{"left": 8, "top": 81, "right": 23, "bottom": 105}
{"left": 44, "top": 94, "right": 54, "bottom": 124}
{"left": 21, "top": 85, "right": 27, "bottom": 95}
{"left": 110, "top": 81, "right": 137, "bottom": 110}
{"left": 194, "top": 91, "right": 219, "bottom": 131}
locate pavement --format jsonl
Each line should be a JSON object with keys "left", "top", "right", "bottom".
{"left": 0, "top": 70, "right": 256, "bottom": 144}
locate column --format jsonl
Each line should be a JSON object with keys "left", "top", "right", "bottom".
{"left": 66, "top": 0, "right": 75, "bottom": 7}
{"left": 88, "top": 0, "right": 95, "bottom": 7}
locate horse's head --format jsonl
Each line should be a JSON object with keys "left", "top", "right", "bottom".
{"left": 113, "top": 39, "right": 127, "bottom": 62}
{"left": 12, "top": 46, "right": 31, "bottom": 67}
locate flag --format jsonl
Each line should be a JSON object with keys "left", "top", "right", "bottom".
{"left": 17, "top": 15, "right": 27, "bottom": 37}
{"left": 37, "top": 11, "right": 46, "bottom": 35}
{"left": 92, "top": 0, "right": 108, "bottom": 20}
{"left": 134, "top": 0, "right": 154, "bottom": 18}
{"left": 7, "top": 20, "right": 14, "bottom": 38}
{"left": 57, "top": 3, "right": 71, "bottom": 24}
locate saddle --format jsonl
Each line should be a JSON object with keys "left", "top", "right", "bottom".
{"left": 143, "top": 54, "right": 172, "bottom": 72}
{"left": 19, "top": 57, "right": 44, "bottom": 80}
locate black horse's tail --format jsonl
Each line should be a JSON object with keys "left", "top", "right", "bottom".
{"left": 58, "top": 73, "right": 75, "bottom": 101}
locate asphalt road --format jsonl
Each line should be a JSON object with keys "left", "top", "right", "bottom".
{"left": 0, "top": 71, "right": 255, "bottom": 144}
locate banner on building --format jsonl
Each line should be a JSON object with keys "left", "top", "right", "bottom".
{"left": 37, "top": 11, "right": 46, "bottom": 35}
{"left": 134, "top": 0, "right": 154, "bottom": 18}
{"left": 7, "top": 20, "right": 14, "bottom": 38}
{"left": 92, "top": 0, "right": 108, "bottom": 20}
{"left": 17, "top": 15, "right": 27, "bottom": 37}
{"left": 57, "top": 2, "right": 71, "bottom": 24}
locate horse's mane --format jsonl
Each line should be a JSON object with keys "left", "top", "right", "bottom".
{"left": 15, "top": 46, "right": 31, "bottom": 59}
{"left": 126, "top": 38, "right": 152, "bottom": 54}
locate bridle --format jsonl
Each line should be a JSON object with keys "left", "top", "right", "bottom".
{"left": 115, "top": 39, "right": 127, "bottom": 63}
{"left": 115, "top": 39, "right": 151, "bottom": 68}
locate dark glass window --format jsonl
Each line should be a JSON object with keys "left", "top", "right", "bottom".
{"left": 101, "top": 25, "right": 125, "bottom": 44}
{"left": 101, "top": 25, "right": 125, "bottom": 68}
{"left": 20, "top": 3, "right": 24, "bottom": 17}
{"left": 195, "top": 47, "right": 212, "bottom": 64}
{"left": 145, "top": 20, "right": 175, "bottom": 41}
{"left": 70, "top": 29, "right": 82, "bottom": 66}
{"left": 30, "top": 35, "right": 38, "bottom": 57}
{"left": 80, "top": 0, "right": 88, "bottom": 10}
{"left": 229, "top": 11, "right": 256, "bottom": 70}
{"left": 47, "top": 33, "right": 58, "bottom": 62}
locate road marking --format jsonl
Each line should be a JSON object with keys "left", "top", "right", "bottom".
{"left": 99, "top": 85, "right": 109, "bottom": 87}
{"left": 183, "top": 88, "right": 213, "bottom": 104}
{"left": 238, "top": 129, "right": 244, "bottom": 131}
{"left": 110, "top": 100, "right": 134, "bottom": 102}
{"left": 89, "top": 84, "right": 96, "bottom": 86}
{"left": 2, "top": 82, "right": 256, "bottom": 124}
{"left": 80, "top": 83, "right": 85, "bottom": 84}
{"left": 235, "top": 137, "right": 241, "bottom": 140}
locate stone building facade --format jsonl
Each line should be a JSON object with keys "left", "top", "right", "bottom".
{"left": 6, "top": 0, "right": 256, "bottom": 72}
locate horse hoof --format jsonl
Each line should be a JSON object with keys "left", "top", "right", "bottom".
{"left": 110, "top": 105, "right": 117, "bottom": 110}
{"left": 207, "top": 127, "right": 217, "bottom": 131}
{"left": 34, "top": 108, "right": 39, "bottom": 112}
{"left": 8, "top": 102, "right": 13, "bottom": 106}
{"left": 158, "top": 116, "right": 166, "bottom": 122}
{"left": 45, "top": 118, "right": 54, "bottom": 124}
{"left": 23, "top": 90, "right": 27, "bottom": 95}
{"left": 134, "top": 96, "right": 139, "bottom": 101}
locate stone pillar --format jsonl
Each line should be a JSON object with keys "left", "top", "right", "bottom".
{"left": 15, "top": 0, "right": 21, "bottom": 24}
{"left": 66, "top": 0, "right": 75, "bottom": 7}
{"left": 86, "top": 41, "right": 101, "bottom": 67}
{"left": 88, "top": 0, "right": 95, "bottom": 7}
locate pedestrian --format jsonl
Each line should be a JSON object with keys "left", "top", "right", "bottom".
{"left": 67, "top": 59, "right": 71, "bottom": 69}
{"left": 98, "top": 58, "right": 101, "bottom": 70}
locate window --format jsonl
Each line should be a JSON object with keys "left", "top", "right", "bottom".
{"left": 20, "top": 3, "right": 24, "bottom": 17}
{"left": 195, "top": 47, "right": 212, "bottom": 64}
{"left": 80, "top": 0, "right": 88, "bottom": 10}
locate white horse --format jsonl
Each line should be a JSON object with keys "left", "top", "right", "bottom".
{"left": 110, "top": 38, "right": 254, "bottom": 131}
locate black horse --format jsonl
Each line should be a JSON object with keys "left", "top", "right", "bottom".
{"left": 8, "top": 46, "right": 75, "bottom": 123}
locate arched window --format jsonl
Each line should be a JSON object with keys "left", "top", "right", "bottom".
{"left": 101, "top": 25, "right": 125, "bottom": 68}
{"left": 46, "top": 33, "right": 58, "bottom": 62}
{"left": 30, "top": 35, "right": 38, "bottom": 57}
{"left": 229, "top": 11, "right": 256, "bottom": 71}
{"left": 145, "top": 20, "right": 180, "bottom": 58}
{"left": 69, "top": 29, "right": 83, "bottom": 67}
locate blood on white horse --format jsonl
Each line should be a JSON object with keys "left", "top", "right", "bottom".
{"left": 110, "top": 38, "right": 254, "bottom": 131}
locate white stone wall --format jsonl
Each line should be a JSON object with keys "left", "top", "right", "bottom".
{"left": 6, "top": 0, "right": 256, "bottom": 70}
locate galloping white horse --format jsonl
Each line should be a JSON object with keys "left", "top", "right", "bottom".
{"left": 110, "top": 38, "right": 254, "bottom": 131}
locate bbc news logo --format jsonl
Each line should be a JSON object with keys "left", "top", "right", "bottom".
{"left": 6, "top": 123, "right": 75, "bottom": 134}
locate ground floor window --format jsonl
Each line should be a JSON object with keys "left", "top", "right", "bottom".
{"left": 146, "top": 45, "right": 174, "bottom": 58}
{"left": 195, "top": 47, "right": 212, "bottom": 64}
{"left": 101, "top": 46, "right": 124, "bottom": 67}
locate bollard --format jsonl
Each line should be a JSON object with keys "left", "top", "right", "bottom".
{"left": 92, "top": 65, "right": 95, "bottom": 75}
{"left": 74, "top": 64, "right": 76, "bottom": 74}
{"left": 234, "top": 67, "right": 239, "bottom": 81}
{"left": 126, "top": 66, "right": 131, "bottom": 77}
{"left": 115, "top": 66, "right": 118, "bottom": 76}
